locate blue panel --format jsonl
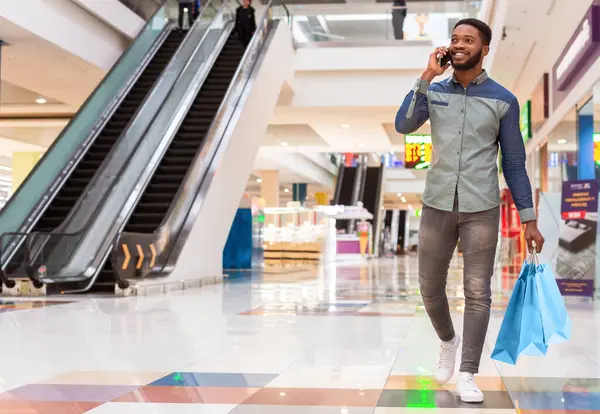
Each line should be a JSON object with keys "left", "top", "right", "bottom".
{"left": 578, "top": 114, "right": 595, "bottom": 180}
{"left": 222, "top": 208, "right": 253, "bottom": 270}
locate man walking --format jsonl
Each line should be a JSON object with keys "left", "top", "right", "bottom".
{"left": 392, "top": 0, "right": 407, "bottom": 40}
{"left": 395, "top": 19, "right": 544, "bottom": 403}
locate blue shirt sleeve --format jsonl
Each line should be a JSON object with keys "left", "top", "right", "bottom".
{"left": 499, "top": 98, "right": 536, "bottom": 223}
{"left": 395, "top": 79, "right": 430, "bottom": 134}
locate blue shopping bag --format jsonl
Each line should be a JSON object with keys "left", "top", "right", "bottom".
{"left": 534, "top": 262, "right": 571, "bottom": 344}
{"left": 491, "top": 261, "right": 548, "bottom": 365}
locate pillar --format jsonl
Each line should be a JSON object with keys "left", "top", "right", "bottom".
{"left": 578, "top": 113, "right": 595, "bottom": 180}
{"left": 12, "top": 152, "right": 43, "bottom": 192}
{"left": 259, "top": 170, "right": 279, "bottom": 208}
{"left": 292, "top": 183, "right": 307, "bottom": 204}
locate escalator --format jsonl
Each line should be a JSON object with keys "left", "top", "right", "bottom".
{"left": 3, "top": 30, "right": 185, "bottom": 277}
{"left": 37, "top": 31, "right": 185, "bottom": 232}
{"left": 334, "top": 164, "right": 358, "bottom": 231}
{"left": 360, "top": 166, "right": 384, "bottom": 254}
{"left": 96, "top": 31, "right": 246, "bottom": 286}
{"left": 7, "top": 0, "right": 293, "bottom": 293}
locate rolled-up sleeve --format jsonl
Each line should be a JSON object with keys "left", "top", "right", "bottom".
{"left": 499, "top": 99, "right": 536, "bottom": 223}
{"left": 395, "top": 79, "right": 430, "bottom": 134}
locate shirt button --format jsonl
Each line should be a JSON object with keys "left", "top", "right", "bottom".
{"left": 461, "top": 109, "right": 465, "bottom": 113}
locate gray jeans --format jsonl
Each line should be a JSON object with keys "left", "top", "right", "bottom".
{"left": 418, "top": 201, "right": 499, "bottom": 373}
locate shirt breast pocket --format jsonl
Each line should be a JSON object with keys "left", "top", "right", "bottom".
{"left": 428, "top": 99, "right": 451, "bottom": 124}
{"left": 430, "top": 100, "right": 449, "bottom": 107}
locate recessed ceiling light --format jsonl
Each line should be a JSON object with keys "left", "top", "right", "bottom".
{"left": 401, "top": 196, "right": 407, "bottom": 203}
{"left": 396, "top": 192, "right": 402, "bottom": 197}
{"left": 557, "top": 139, "right": 567, "bottom": 144}
{"left": 36, "top": 98, "right": 47, "bottom": 104}
{"left": 257, "top": 178, "right": 263, "bottom": 183}
{"left": 358, "top": 143, "right": 365, "bottom": 148}
{"left": 283, "top": 188, "right": 290, "bottom": 193}
{"left": 341, "top": 124, "right": 350, "bottom": 129}
{"left": 281, "top": 141, "right": 288, "bottom": 146}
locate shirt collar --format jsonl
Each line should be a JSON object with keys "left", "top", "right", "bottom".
{"left": 451, "top": 70, "right": 488, "bottom": 86}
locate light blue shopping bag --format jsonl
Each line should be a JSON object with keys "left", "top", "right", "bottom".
{"left": 533, "top": 261, "right": 571, "bottom": 345}
{"left": 491, "top": 260, "right": 548, "bottom": 365}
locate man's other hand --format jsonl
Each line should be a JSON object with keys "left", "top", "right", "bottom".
{"left": 524, "top": 221, "right": 544, "bottom": 254}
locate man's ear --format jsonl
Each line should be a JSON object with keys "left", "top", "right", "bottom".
{"left": 483, "top": 45, "right": 490, "bottom": 57}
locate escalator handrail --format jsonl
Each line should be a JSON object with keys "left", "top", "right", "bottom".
{"left": 0, "top": 5, "right": 172, "bottom": 267}
{"left": 136, "top": 1, "right": 287, "bottom": 275}
{"left": 21, "top": 2, "right": 240, "bottom": 287}
{"left": 19, "top": 0, "right": 229, "bottom": 279}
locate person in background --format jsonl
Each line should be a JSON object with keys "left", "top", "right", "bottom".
{"left": 178, "top": 0, "right": 194, "bottom": 30}
{"left": 235, "top": 0, "right": 257, "bottom": 47}
{"left": 395, "top": 19, "right": 545, "bottom": 403}
{"left": 193, "top": 0, "right": 201, "bottom": 21}
{"left": 392, "top": 0, "right": 407, "bottom": 40}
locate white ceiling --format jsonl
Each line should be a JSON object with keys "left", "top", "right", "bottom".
{"left": 0, "top": 16, "right": 104, "bottom": 106}
{"left": 490, "top": 0, "right": 595, "bottom": 103}
{"left": 4, "top": 0, "right": 596, "bottom": 195}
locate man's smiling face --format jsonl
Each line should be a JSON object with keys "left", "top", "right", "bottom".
{"left": 449, "top": 24, "right": 488, "bottom": 71}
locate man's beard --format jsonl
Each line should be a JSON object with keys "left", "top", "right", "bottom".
{"left": 451, "top": 48, "right": 483, "bottom": 71}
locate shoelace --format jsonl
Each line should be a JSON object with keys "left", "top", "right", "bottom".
{"left": 437, "top": 342, "right": 454, "bottom": 369}
{"left": 461, "top": 374, "right": 479, "bottom": 392}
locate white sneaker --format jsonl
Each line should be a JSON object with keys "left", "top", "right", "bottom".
{"left": 433, "top": 335, "right": 460, "bottom": 384}
{"left": 456, "top": 372, "right": 484, "bottom": 403}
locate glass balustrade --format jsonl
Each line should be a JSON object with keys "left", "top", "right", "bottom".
{"left": 288, "top": 0, "right": 481, "bottom": 46}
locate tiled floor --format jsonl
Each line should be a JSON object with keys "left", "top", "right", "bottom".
{"left": 0, "top": 256, "right": 597, "bottom": 413}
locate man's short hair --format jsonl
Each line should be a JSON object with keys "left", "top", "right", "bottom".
{"left": 453, "top": 18, "right": 492, "bottom": 45}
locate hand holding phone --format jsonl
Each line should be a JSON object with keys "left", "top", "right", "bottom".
{"left": 423, "top": 47, "right": 451, "bottom": 81}
{"left": 438, "top": 49, "right": 451, "bottom": 67}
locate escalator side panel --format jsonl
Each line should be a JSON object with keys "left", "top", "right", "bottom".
{"left": 164, "top": 21, "right": 295, "bottom": 282}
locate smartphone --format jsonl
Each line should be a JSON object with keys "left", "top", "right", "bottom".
{"left": 438, "top": 50, "right": 451, "bottom": 67}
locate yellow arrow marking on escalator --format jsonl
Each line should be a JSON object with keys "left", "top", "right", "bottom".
{"left": 149, "top": 244, "right": 157, "bottom": 268}
{"left": 122, "top": 244, "right": 131, "bottom": 270}
{"left": 136, "top": 244, "right": 144, "bottom": 270}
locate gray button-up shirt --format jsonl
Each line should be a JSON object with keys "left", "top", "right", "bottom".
{"left": 395, "top": 70, "right": 535, "bottom": 223}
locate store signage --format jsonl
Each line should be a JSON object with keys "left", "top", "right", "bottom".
{"left": 557, "top": 179, "right": 598, "bottom": 297}
{"left": 560, "top": 179, "right": 598, "bottom": 220}
{"left": 553, "top": 4, "right": 600, "bottom": 108}
{"left": 520, "top": 100, "right": 532, "bottom": 141}
{"left": 404, "top": 134, "right": 432, "bottom": 170}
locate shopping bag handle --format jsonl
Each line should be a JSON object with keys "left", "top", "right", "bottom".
{"left": 527, "top": 240, "right": 540, "bottom": 265}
